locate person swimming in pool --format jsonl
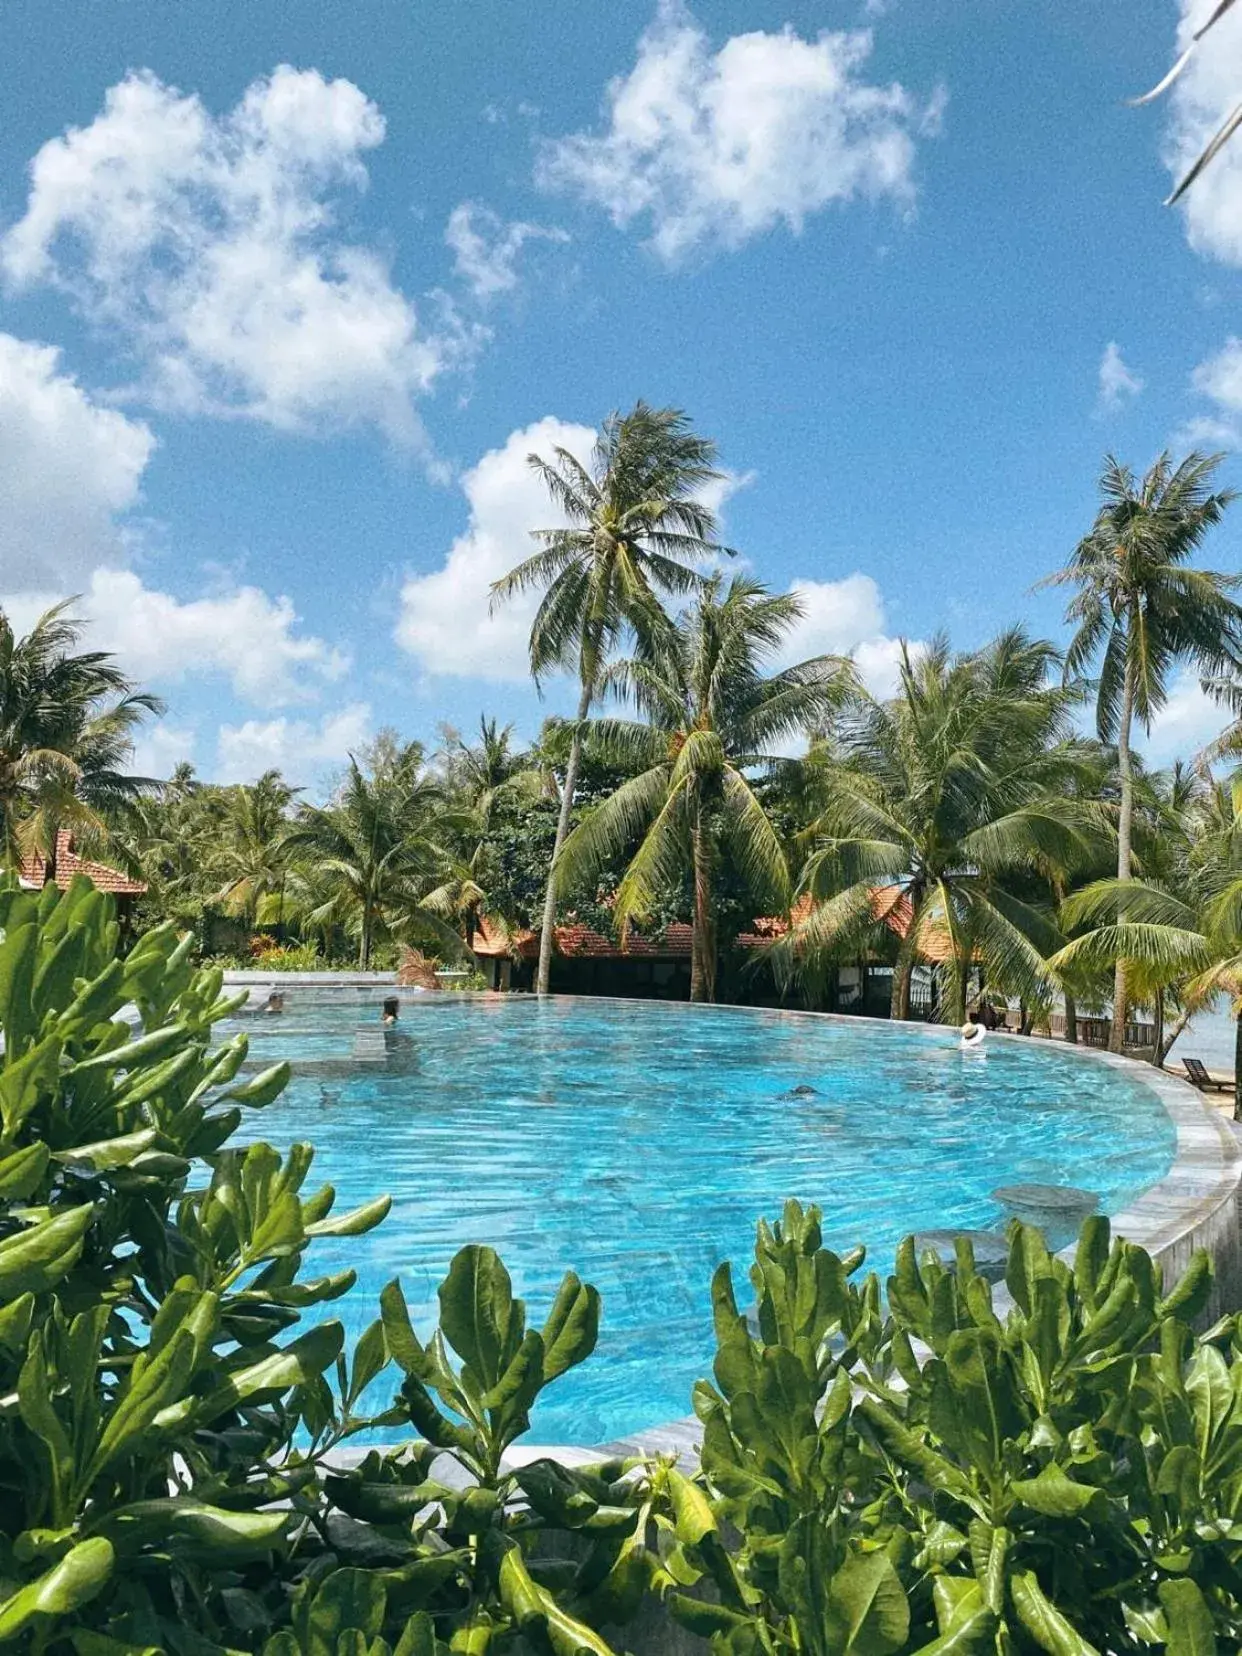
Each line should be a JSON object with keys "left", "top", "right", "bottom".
{"left": 960, "top": 1018, "right": 986, "bottom": 1050}
{"left": 381, "top": 996, "right": 399, "bottom": 1026}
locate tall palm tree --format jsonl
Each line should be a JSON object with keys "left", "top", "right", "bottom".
{"left": 439, "top": 717, "right": 542, "bottom": 827}
{"left": 772, "top": 630, "right": 1103, "bottom": 1023}
{"left": 282, "top": 748, "right": 465, "bottom": 969}
{"left": 490, "top": 402, "right": 728, "bottom": 996}
{"left": 1051, "top": 779, "right": 1242, "bottom": 1115}
{"left": 554, "top": 578, "right": 854, "bottom": 1002}
{"left": 1042, "top": 451, "right": 1240, "bottom": 1050}
{"left": 210, "top": 770, "right": 300, "bottom": 932}
{"left": 0, "top": 601, "right": 163, "bottom": 874}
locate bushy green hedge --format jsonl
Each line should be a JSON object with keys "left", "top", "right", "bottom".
{"left": 1, "top": 878, "right": 1240, "bottom": 1654}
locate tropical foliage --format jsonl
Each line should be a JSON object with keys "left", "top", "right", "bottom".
{"left": 1041, "top": 452, "right": 1241, "bottom": 1051}
{"left": 5, "top": 435, "right": 1242, "bottom": 1059}
{"left": 771, "top": 629, "right": 1103, "bottom": 1022}
{"left": 555, "top": 578, "right": 855, "bottom": 1000}
{"left": 490, "top": 401, "right": 730, "bottom": 995}
{"left": 0, "top": 602, "right": 161, "bottom": 873}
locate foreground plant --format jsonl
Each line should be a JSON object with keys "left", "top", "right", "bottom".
{"left": 668, "top": 1201, "right": 1242, "bottom": 1654}
{"left": 0, "top": 877, "right": 641, "bottom": 1654}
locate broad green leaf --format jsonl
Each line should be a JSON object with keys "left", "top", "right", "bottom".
{"left": 380, "top": 1279, "right": 425, "bottom": 1374}
{"left": 1010, "top": 1570, "right": 1101, "bottom": 1655}
{"left": 304, "top": 1194, "right": 391, "bottom": 1239}
{"left": 222, "top": 1061, "right": 292, "bottom": 1107}
{"left": 1010, "top": 1463, "right": 1105, "bottom": 1518}
{"left": 540, "top": 1271, "right": 600, "bottom": 1381}
{"left": 825, "top": 1551, "right": 910, "bottom": 1656}
{"left": 68, "top": 1021, "right": 189, "bottom": 1073}
{"left": 0, "top": 1202, "right": 94, "bottom": 1297}
{"left": 0, "top": 1537, "right": 114, "bottom": 1643}
{"left": 1158, "top": 1580, "right": 1218, "bottom": 1656}
{"left": 0, "top": 1141, "right": 49, "bottom": 1200}
{"left": 438, "top": 1245, "right": 516, "bottom": 1390}
{"left": 100, "top": 1499, "right": 288, "bottom": 1556}
{"left": 164, "top": 1321, "right": 344, "bottom": 1428}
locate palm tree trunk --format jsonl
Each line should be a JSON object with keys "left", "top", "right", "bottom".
{"left": 536, "top": 679, "right": 594, "bottom": 996}
{"left": 890, "top": 906, "right": 919, "bottom": 1020}
{"left": 359, "top": 903, "right": 371, "bottom": 970}
{"left": 689, "top": 808, "right": 716, "bottom": 1003}
{"left": 1234, "top": 1012, "right": 1242, "bottom": 1124}
{"left": 1064, "top": 992, "right": 1078, "bottom": 1044}
{"left": 1110, "top": 657, "right": 1137, "bottom": 1055}
{"left": 1150, "top": 986, "right": 1164, "bottom": 1068}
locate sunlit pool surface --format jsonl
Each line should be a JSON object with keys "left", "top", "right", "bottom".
{"left": 223, "top": 992, "right": 1177, "bottom": 1444}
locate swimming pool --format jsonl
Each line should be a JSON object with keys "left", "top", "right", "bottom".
{"left": 224, "top": 991, "right": 1178, "bottom": 1444}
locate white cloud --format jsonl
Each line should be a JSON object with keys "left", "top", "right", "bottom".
{"left": 445, "top": 202, "right": 568, "bottom": 300}
{"left": 1193, "top": 334, "right": 1242, "bottom": 411}
{"left": 3, "top": 568, "right": 348, "bottom": 707}
{"left": 129, "top": 721, "right": 197, "bottom": 780}
{"left": 0, "top": 332, "right": 155, "bottom": 589}
{"left": 76, "top": 568, "right": 348, "bottom": 704}
{"left": 775, "top": 572, "right": 915, "bottom": 697}
{"left": 2, "top": 67, "right": 467, "bottom": 444}
{"left": 1144, "top": 668, "right": 1231, "bottom": 765}
{"left": 395, "top": 415, "right": 597, "bottom": 682}
{"left": 537, "top": 0, "right": 938, "bottom": 261}
{"left": 216, "top": 702, "right": 372, "bottom": 785}
{"left": 1184, "top": 335, "right": 1242, "bottom": 445}
{"left": 1096, "top": 341, "right": 1143, "bottom": 412}
{"left": 1162, "top": 0, "right": 1242, "bottom": 265}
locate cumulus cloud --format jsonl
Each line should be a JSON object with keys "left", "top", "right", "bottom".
{"left": 445, "top": 202, "right": 569, "bottom": 300}
{"left": 537, "top": 0, "right": 938, "bottom": 261}
{"left": 3, "top": 567, "right": 348, "bottom": 707}
{"left": 775, "top": 572, "right": 916, "bottom": 697}
{"left": 1144, "top": 668, "right": 1232, "bottom": 765}
{"left": 1096, "top": 341, "right": 1144, "bottom": 412}
{"left": 128, "top": 721, "right": 198, "bottom": 781}
{"left": 0, "top": 332, "right": 155, "bottom": 589}
{"left": 395, "top": 415, "right": 597, "bottom": 682}
{"left": 72, "top": 568, "right": 348, "bottom": 704}
{"left": 216, "top": 702, "right": 372, "bottom": 786}
{"left": 1, "top": 67, "right": 467, "bottom": 444}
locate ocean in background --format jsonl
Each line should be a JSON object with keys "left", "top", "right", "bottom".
{"left": 1166, "top": 1002, "right": 1236, "bottom": 1073}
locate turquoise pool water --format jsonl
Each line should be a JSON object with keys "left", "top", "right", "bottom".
{"left": 224, "top": 991, "right": 1178, "bottom": 1444}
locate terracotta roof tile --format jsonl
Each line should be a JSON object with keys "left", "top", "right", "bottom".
{"left": 18, "top": 830, "right": 147, "bottom": 897}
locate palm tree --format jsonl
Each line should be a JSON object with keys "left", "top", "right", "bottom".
{"left": 490, "top": 402, "right": 728, "bottom": 996}
{"left": 772, "top": 630, "right": 1103, "bottom": 1023}
{"left": 210, "top": 770, "right": 299, "bottom": 933}
{"left": 554, "top": 578, "right": 855, "bottom": 1002}
{"left": 1050, "top": 780, "right": 1242, "bottom": 1116}
{"left": 0, "top": 601, "right": 163, "bottom": 874}
{"left": 282, "top": 746, "right": 465, "bottom": 969}
{"left": 1043, "top": 451, "right": 1240, "bottom": 1051}
{"left": 439, "top": 717, "right": 542, "bottom": 828}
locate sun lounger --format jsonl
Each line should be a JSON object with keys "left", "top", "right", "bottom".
{"left": 1181, "top": 1056, "right": 1230, "bottom": 1093}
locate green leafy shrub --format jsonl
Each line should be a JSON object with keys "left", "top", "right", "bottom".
{"left": 0, "top": 877, "right": 640, "bottom": 1654}
{"left": 668, "top": 1202, "right": 1242, "bottom": 1654}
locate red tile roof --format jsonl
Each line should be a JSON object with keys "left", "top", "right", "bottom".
{"left": 472, "top": 887, "right": 959, "bottom": 967}
{"left": 18, "top": 830, "right": 147, "bottom": 896}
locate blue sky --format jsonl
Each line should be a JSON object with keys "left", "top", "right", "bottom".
{"left": 2, "top": 0, "right": 1240, "bottom": 788}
